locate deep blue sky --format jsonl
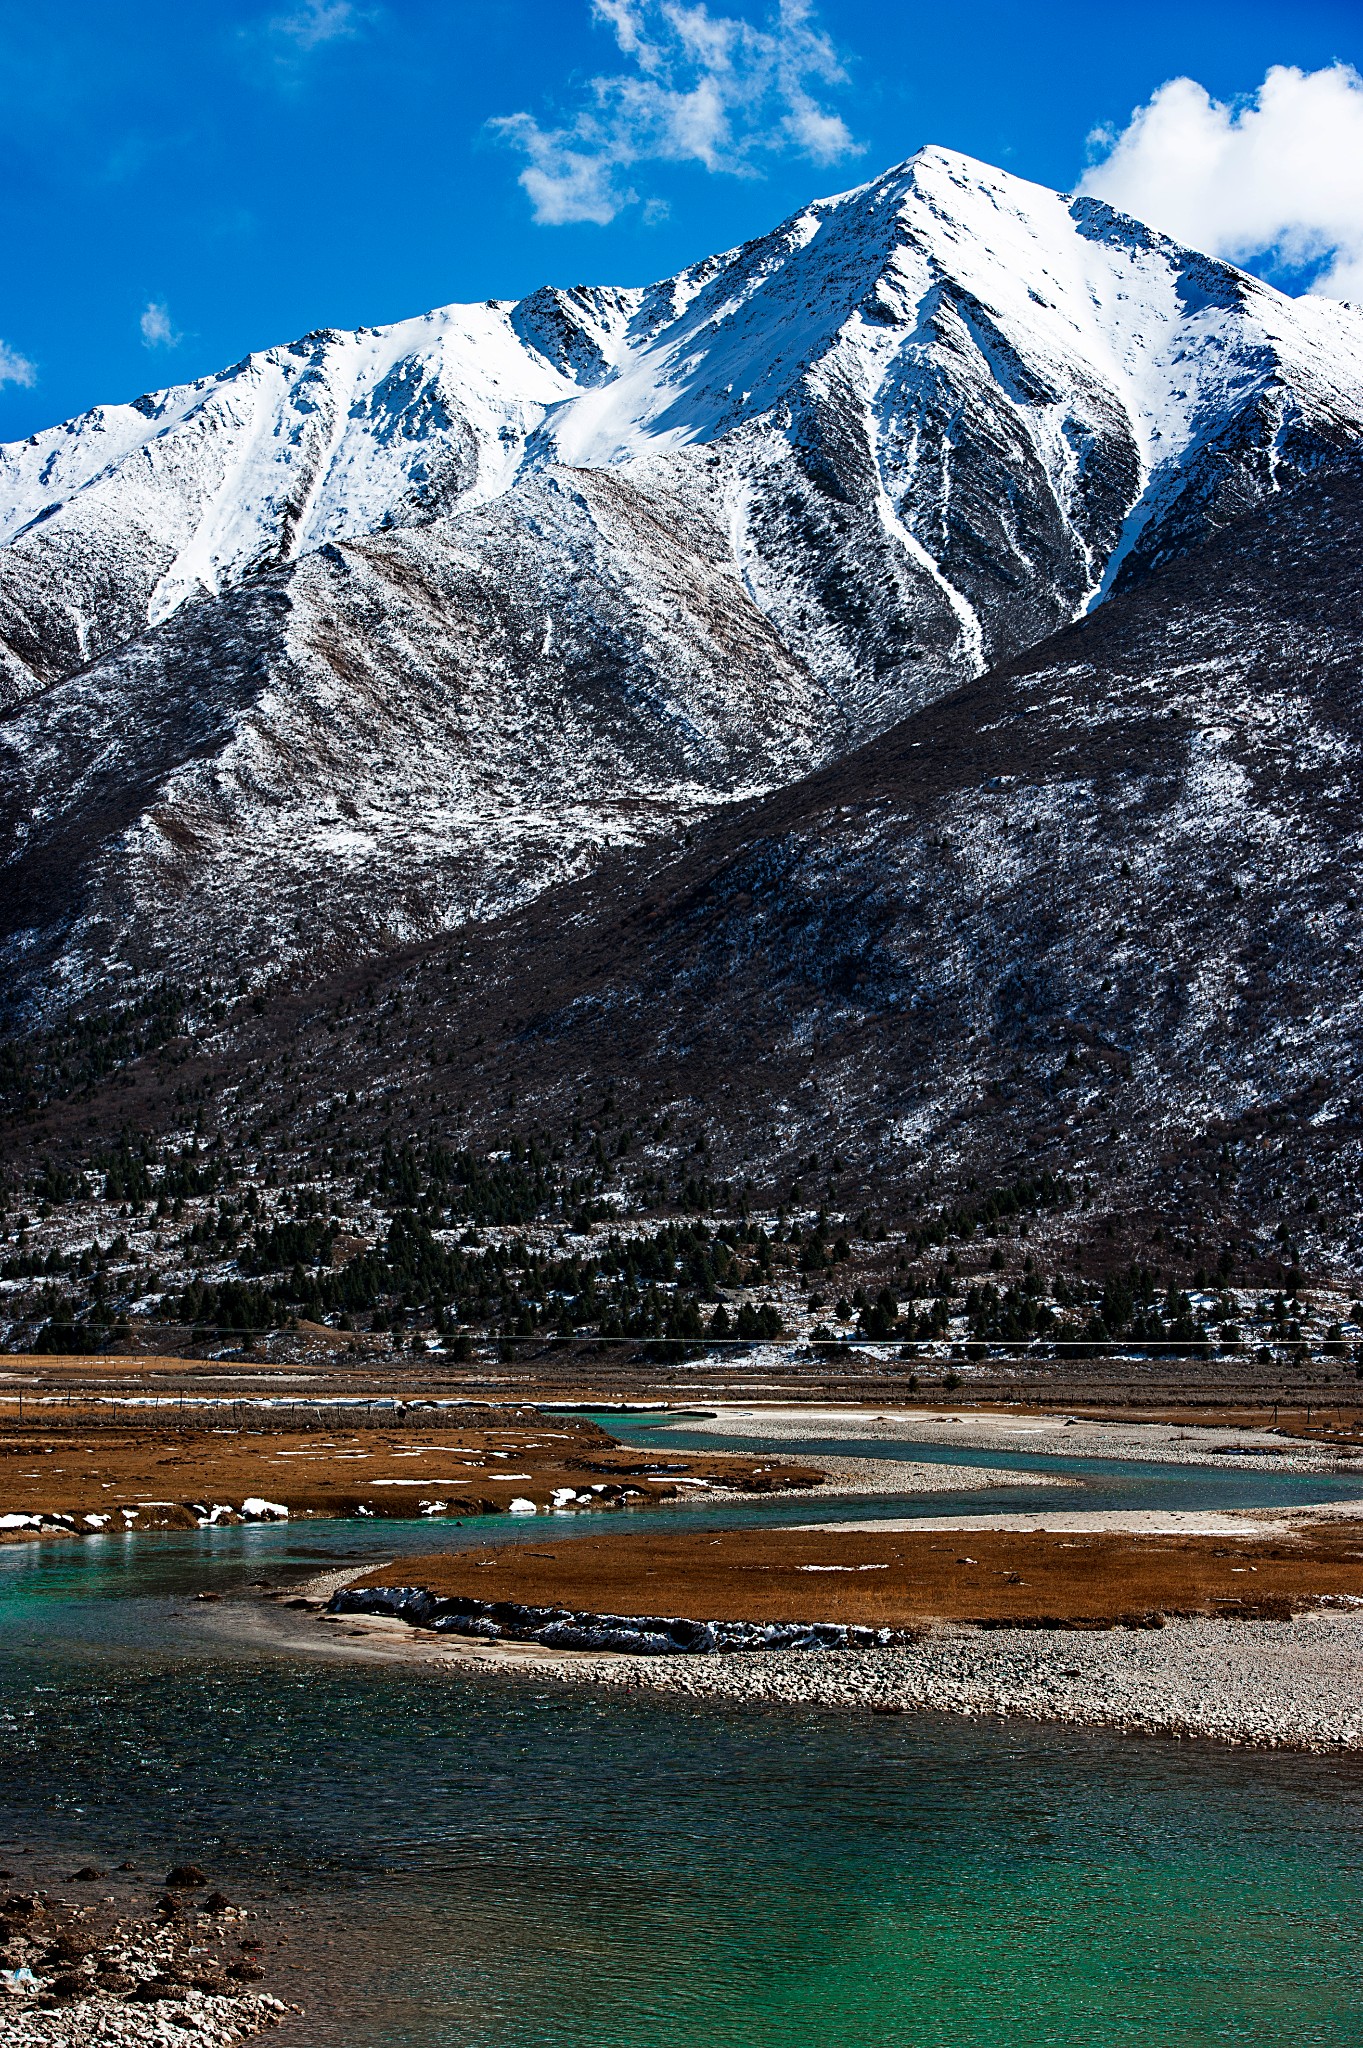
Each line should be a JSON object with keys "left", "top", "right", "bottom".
{"left": 1, "top": 0, "right": 1358, "bottom": 441}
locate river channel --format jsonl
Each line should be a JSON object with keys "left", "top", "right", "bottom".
{"left": 3, "top": 1415, "right": 1363, "bottom": 2044}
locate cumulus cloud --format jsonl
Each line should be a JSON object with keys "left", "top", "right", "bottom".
{"left": 492, "top": 0, "right": 859, "bottom": 227}
{"left": 1081, "top": 64, "right": 1363, "bottom": 300}
{"left": 0, "top": 341, "right": 36, "bottom": 389}
{"left": 140, "top": 302, "right": 181, "bottom": 349}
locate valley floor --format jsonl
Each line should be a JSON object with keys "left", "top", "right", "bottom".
{"left": 305, "top": 1513, "right": 1363, "bottom": 1755}
{"left": 13, "top": 1363, "right": 1363, "bottom": 1754}
{"left": 302, "top": 1397, "right": 1363, "bottom": 1751}
{"left": 0, "top": 1405, "right": 820, "bottom": 1537}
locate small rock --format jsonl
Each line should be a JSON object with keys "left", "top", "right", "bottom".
{"left": 131, "top": 1974, "right": 185, "bottom": 2002}
{"left": 165, "top": 1864, "right": 208, "bottom": 1888}
{"left": 46, "top": 1933, "right": 93, "bottom": 1963}
{"left": 68, "top": 1865, "right": 104, "bottom": 1882}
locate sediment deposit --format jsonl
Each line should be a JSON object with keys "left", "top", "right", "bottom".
{"left": 318, "top": 1512, "right": 1363, "bottom": 1750}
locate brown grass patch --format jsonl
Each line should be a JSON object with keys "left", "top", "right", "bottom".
{"left": 0, "top": 1413, "right": 822, "bottom": 1531}
{"left": 359, "top": 1522, "right": 1363, "bottom": 1629}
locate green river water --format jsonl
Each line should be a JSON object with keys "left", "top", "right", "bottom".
{"left": 3, "top": 1418, "right": 1363, "bottom": 2045}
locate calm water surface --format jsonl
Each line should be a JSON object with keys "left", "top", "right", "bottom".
{"left": 3, "top": 1421, "right": 1363, "bottom": 2045}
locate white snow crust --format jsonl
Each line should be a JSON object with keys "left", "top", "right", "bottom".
{"left": 4, "top": 146, "right": 1361, "bottom": 674}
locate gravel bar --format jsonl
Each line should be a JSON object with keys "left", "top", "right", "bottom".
{"left": 445, "top": 1608, "right": 1363, "bottom": 1752}
{"left": 672, "top": 1404, "right": 1361, "bottom": 1474}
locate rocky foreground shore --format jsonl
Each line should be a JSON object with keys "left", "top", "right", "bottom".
{"left": 0, "top": 1870, "right": 297, "bottom": 2048}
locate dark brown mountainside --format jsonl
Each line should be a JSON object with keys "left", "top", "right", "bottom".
{"left": 4, "top": 463, "right": 1363, "bottom": 1328}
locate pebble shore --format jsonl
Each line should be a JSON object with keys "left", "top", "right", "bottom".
{"left": 503, "top": 1606, "right": 1363, "bottom": 1751}
{"left": 0, "top": 1883, "right": 297, "bottom": 2048}
{"left": 680, "top": 1403, "right": 1360, "bottom": 1475}
{"left": 705, "top": 1452, "right": 1067, "bottom": 1501}
{"left": 1, "top": 1989, "right": 289, "bottom": 2048}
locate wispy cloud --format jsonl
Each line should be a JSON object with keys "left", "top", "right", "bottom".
{"left": 140, "top": 302, "right": 181, "bottom": 349}
{"left": 1081, "top": 63, "right": 1363, "bottom": 300}
{"left": 0, "top": 341, "right": 36, "bottom": 389}
{"left": 492, "top": 0, "right": 860, "bottom": 227}
{"left": 267, "top": 0, "right": 370, "bottom": 51}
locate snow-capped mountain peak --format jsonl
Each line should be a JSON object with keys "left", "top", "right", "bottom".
{"left": 4, "top": 148, "right": 1363, "bottom": 1017}
{"left": 3, "top": 144, "right": 1361, "bottom": 707}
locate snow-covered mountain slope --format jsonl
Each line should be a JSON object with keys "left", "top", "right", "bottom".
{"left": 220, "top": 464, "right": 1362, "bottom": 1275}
{"left": 0, "top": 464, "right": 827, "bottom": 1000}
{"left": 5, "top": 146, "right": 1363, "bottom": 712}
{"left": 3, "top": 146, "right": 1363, "bottom": 1012}
{"left": 0, "top": 305, "right": 569, "bottom": 703}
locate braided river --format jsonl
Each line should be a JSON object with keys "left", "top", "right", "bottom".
{"left": 4, "top": 1411, "right": 1363, "bottom": 2045}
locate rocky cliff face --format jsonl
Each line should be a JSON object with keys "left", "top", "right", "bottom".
{"left": 3, "top": 148, "right": 1363, "bottom": 1015}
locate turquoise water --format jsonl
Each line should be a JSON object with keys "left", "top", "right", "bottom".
{"left": 4, "top": 1429, "right": 1363, "bottom": 2044}
{"left": 580, "top": 1403, "right": 1363, "bottom": 1516}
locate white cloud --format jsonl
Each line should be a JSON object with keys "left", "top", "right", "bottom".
{"left": 592, "top": 0, "right": 654, "bottom": 61}
{"left": 140, "top": 302, "right": 181, "bottom": 349}
{"left": 1081, "top": 64, "right": 1363, "bottom": 300}
{"left": 268, "top": 0, "right": 368, "bottom": 50}
{"left": 492, "top": 0, "right": 859, "bottom": 227}
{"left": 0, "top": 341, "right": 36, "bottom": 389}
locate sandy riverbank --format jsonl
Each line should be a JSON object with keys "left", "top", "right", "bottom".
{"left": 663, "top": 1402, "right": 1360, "bottom": 1473}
